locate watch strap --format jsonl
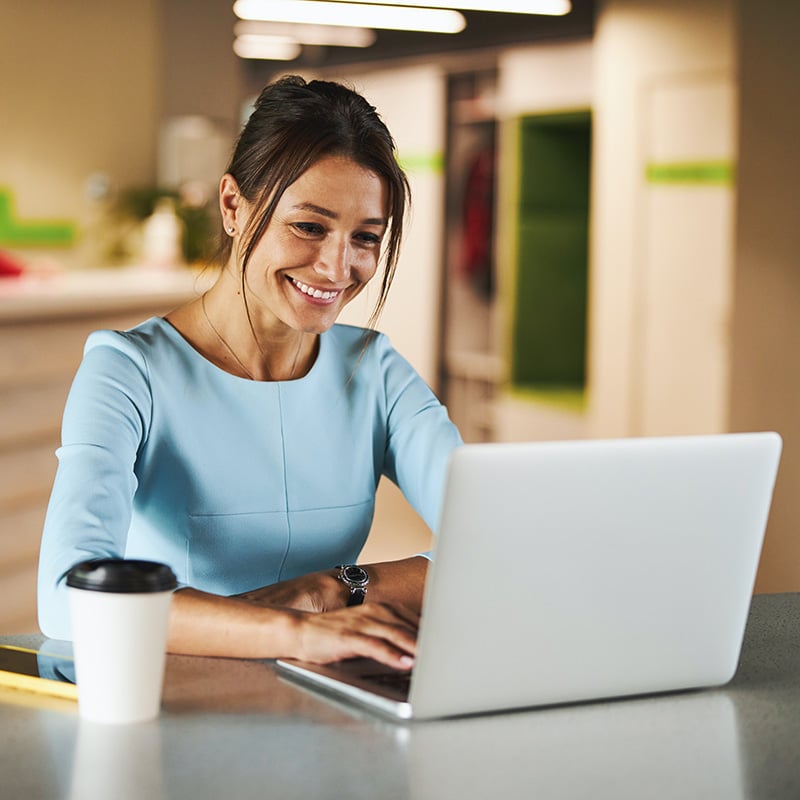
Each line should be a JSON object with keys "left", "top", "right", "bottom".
{"left": 346, "top": 588, "right": 366, "bottom": 607}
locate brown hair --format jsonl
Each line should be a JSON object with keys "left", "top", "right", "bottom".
{"left": 221, "top": 75, "right": 410, "bottom": 329}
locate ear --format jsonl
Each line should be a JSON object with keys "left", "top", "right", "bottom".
{"left": 219, "top": 174, "right": 244, "bottom": 233}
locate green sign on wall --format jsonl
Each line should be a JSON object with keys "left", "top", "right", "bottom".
{"left": 0, "top": 187, "right": 76, "bottom": 248}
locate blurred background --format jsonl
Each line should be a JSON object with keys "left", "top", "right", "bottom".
{"left": 0, "top": 0, "right": 798, "bottom": 633}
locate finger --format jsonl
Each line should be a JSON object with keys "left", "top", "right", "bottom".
{"left": 343, "top": 611, "right": 419, "bottom": 659}
{"left": 370, "top": 601, "right": 421, "bottom": 629}
{"left": 347, "top": 635, "right": 416, "bottom": 671}
{"left": 346, "top": 600, "right": 420, "bottom": 631}
{"left": 334, "top": 605, "right": 419, "bottom": 648}
{"left": 299, "top": 612, "right": 417, "bottom": 669}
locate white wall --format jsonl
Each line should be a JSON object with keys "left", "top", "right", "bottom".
{"left": 637, "top": 77, "right": 736, "bottom": 435}
{"left": 497, "top": 40, "right": 594, "bottom": 118}
{"left": 589, "top": 0, "right": 737, "bottom": 437}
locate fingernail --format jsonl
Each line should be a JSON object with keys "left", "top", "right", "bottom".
{"left": 400, "top": 655, "right": 415, "bottom": 668}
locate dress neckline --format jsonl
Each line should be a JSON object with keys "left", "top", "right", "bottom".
{"left": 154, "top": 315, "right": 325, "bottom": 384}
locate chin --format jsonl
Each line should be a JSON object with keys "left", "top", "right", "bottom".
{"left": 291, "top": 300, "right": 349, "bottom": 334}
{"left": 294, "top": 312, "right": 340, "bottom": 335}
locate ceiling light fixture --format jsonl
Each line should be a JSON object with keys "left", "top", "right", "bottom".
{"left": 338, "top": 0, "right": 572, "bottom": 15}
{"left": 233, "top": 34, "right": 301, "bottom": 60}
{"left": 234, "top": 20, "right": 376, "bottom": 48}
{"left": 232, "top": 0, "right": 466, "bottom": 34}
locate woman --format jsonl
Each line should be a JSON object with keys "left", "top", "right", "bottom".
{"left": 37, "top": 76, "right": 462, "bottom": 670}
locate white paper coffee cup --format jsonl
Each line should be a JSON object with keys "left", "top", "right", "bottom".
{"left": 66, "top": 559, "right": 177, "bottom": 724}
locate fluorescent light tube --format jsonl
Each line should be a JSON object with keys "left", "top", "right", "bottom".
{"left": 337, "top": 0, "right": 572, "bottom": 14}
{"left": 234, "top": 21, "right": 376, "bottom": 48}
{"left": 233, "top": 0, "right": 466, "bottom": 34}
{"left": 233, "top": 34, "right": 302, "bottom": 60}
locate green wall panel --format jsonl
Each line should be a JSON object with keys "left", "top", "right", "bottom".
{"left": 519, "top": 117, "right": 591, "bottom": 212}
{"left": 512, "top": 214, "right": 588, "bottom": 384}
{"left": 511, "top": 112, "right": 591, "bottom": 390}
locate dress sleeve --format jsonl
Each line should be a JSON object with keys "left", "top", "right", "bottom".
{"left": 378, "top": 337, "right": 463, "bottom": 536}
{"left": 37, "top": 333, "right": 152, "bottom": 639}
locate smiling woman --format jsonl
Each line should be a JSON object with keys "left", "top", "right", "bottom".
{"left": 37, "top": 76, "right": 463, "bottom": 669}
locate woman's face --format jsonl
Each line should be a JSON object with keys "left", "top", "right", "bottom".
{"left": 237, "top": 155, "right": 389, "bottom": 335}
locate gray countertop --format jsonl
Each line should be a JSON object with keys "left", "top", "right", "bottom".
{"left": 2, "top": 593, "right": 799, "bottom": 799}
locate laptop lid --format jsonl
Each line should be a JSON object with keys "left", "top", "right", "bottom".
{"left": 277, "top": 432, "right": 782, "bottom": 720}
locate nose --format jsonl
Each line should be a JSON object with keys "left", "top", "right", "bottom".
{"left": 314, "top": 235, "right": 350, "bottom": 283}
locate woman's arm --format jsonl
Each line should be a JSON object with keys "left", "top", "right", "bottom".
{"left": 234, "top": 555, "right": 429, "bottom": 614}
{"left": 168, "top": 587, "right": 418, "bottom": 669}
{"left": 38, "top": 338, "right": 151, "bottom": 640}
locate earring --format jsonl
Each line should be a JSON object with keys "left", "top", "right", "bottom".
{"left": 227, "top": 226, "right": 236, "bottom": 235}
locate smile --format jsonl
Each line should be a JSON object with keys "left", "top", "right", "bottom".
{"left": 289, "top": 277, "right": 342, "bottom": 301}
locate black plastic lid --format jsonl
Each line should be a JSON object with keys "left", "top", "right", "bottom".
{"left": 65, "top": 559, "right": 177, "bottom": 593}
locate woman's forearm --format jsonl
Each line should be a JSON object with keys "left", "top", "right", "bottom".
{"left": 233, "top": 556, "right": 431, "bottom": 614}
{"left": 167, "top": 587, "right": 299, "bottom": 658}
{"left": 360, "top": 555, "right": 430, "bottom": 612}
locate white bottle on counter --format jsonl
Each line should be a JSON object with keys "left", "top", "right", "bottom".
{"left": 141, "top": 197, "right": 183, "bottom": 270}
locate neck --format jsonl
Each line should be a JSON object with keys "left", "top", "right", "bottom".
{"left": 200, "top": 292, "right": 309, "bottom": 381}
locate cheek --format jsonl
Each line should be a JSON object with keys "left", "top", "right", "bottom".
{"left": 281, "top": 238, "right": 319, "bottom": 263}
{"left": 352, "top": 250, "right": 380, "bottom": 283}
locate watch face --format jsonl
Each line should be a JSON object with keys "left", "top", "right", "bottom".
{"left": 341, "top": 565, "right": 369, "bottom": 588}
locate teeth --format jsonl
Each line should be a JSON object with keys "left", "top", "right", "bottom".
{"left": 291, "top": 277, "right": 340, "bottom": 301}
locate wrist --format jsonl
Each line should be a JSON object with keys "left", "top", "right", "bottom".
{"left": 267, "top": 606, "right": 307, "bottom": 657}
{"left": 336, "top": 564, "right": 370, "bottom": 606}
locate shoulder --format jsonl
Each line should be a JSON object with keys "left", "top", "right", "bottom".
{"left": 324, "top": 325, "right": 438, "bottom": 413}
{"left": 83, "top": 317, "right": 181, "bottom": 369}
{"left": 85, "top": 317, "right": 169, "bottom": 354}
{"left": 62, "top": 321, "right": 168, "bottom": 428}
{"left": 323, "top": 324, "right": 419, "bottom": 388}
{"left": 327, "top": 323, "right": 383, "bottom": 349}
{"left": 78, "top": 318, "right": 184, "bottom": 391}
{"left": 326, "top": 323, "right": 396, "bottom": 363}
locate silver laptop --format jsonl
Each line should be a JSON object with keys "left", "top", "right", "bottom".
{"left": 276, "top": 432, "right": 782, "bottom": 720}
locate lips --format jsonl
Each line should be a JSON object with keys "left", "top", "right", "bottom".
{"left": 289, "top": 276, "right": 342, "bottom": 302}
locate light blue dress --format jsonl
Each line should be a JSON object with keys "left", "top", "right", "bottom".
{"left": 37, "top": 318, "right": 462, "bottom": 639}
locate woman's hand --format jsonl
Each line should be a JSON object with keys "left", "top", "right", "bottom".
{"left": 169, "top": 586, "right": 418, "bottom": 669}
{"left": 289, "top": 602, "right": 419, "bottom": 670}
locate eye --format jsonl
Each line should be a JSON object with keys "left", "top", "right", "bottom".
{"left": 293, "top": 222, "right": 325, "bottom": 236}
{"left": 354, "top": 231, "right": 382, "bottom": 246}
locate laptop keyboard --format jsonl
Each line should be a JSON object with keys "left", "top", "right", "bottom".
{"left": 360, "top": 669, "right": 413, "bottom": 694}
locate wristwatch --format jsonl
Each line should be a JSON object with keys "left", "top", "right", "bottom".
{"left": 337, "top": 564, "right": 370, "bottom": 606}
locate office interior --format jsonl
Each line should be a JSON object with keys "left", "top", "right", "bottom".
{"left": 0, "top": 0, "right": 798, "bottom": 635}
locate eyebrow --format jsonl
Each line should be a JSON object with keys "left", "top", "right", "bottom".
{"left": 292, "top": 202, "right": 387, "bottom": 227}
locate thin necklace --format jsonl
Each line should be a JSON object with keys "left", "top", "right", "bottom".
{"left": 200, "top": 292, "right": 304, "bottom": 381}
